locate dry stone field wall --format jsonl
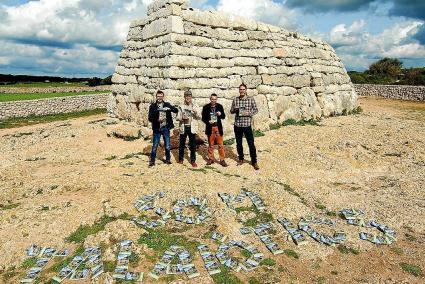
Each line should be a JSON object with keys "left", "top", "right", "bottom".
{"left": 0, "top": 86, "right": 111, "bottom": 94}
{"left": 110, "top": 0, "right": 358, "bottom": 131}
{"left": 354, "top": 84, "right": 425, "bottom": 101}
{"left": 0, "top": 93, "right": 109, "bottom": 120}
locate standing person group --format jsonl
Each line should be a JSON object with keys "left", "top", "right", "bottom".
{"left": 148, "top": 84, "right": 260, "bottom": 170}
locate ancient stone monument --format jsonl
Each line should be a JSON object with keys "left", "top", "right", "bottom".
{"left": 109, "top": 0, "right": 358, "bottom": 132}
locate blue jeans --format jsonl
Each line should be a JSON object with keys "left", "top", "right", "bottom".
{"left": 150, "top": 126, "right": 171, "bottom": 163}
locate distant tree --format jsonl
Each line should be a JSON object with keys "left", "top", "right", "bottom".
{"left": 88, "top": 77, "right": 102, "bottom": 87}
{"left": 101, "top": 75, "right": 112, "bottom": 85}
{"left": 403, "top": 68, "right": 425, "bottom": 85}
{"left": 368, "top": 58, "right": 403, "bottom": 77}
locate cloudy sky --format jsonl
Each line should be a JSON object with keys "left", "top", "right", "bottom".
{"left": 0, "top": 0, "right": 424, "bottom": 77}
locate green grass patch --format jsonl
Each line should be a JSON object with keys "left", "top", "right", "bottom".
{"left": 189, "top": 168, "right": 208, "bottom": 174}
{"left": 0, "top": 82, "right": 88, "bottom": 88}
{"left": 138, "top": 228, "right": 200, "bottom": 256}
{"left": 103, "top": 261, "right": 115, "bottom": 272}
{"left": 316, "top": 276, "right": 326, "bottom": 284}
{"left": 391, "top": 247, "right": 404, "bottom": 256}
{"left": 242, "top": 212, "right": 273, "bottom": 227}
{"left": 269, "top": 123, "right": 281, "bottom": 130}
{"left": 105, "top": 155, "right": 117, "bottom": 161}
{"left": 342, "top": 106, "right": 363, "bottom": 116}
{"left": 260, "top": 258, "right": 276, "bottom": 266}
{"left": 122, "top": 152, "right": 143, "bottom": 159}
{"left": 400, "top": 263, "right": 422, "bottom": 277}
{"left": 0, "top": 203, "right": 20, "bottom": 211}
{"left": 212, "top": 265, "right": 243, "bottom": 284}
{"left": 326, "top": 211, "right": 337, "bottom": 217}
{"left": 283, "top": 249, "right": 299, "bottom": 259}
{"left": 0, "top": 108, "right": 106, "bottom": 129}
{"left": 249, "top": 278, "right": 261, "bottom": 284}
{"left": 234, "top": 206, "right": 258, "bottom": 214}
{"left": 1, "top": 266, "right": 18, "bottom": 282}
{"left": 129, "top": 252, "right": 140, "bottom": 268}
{"left": 66, "top": 215, "right": 116, "bottom": 243}
{"left": 223, "top": 138, "right": 235, "bottom": 145}
{"left": 241, "top": 249, "right": 253, "bottom": 258}
{"left": 0, "top": 91, "right": 108, "bottom": 102}
{"left": 21, "top": 257, "right": 37, "bottom": 269}
{"left": 337, "top": 245, "right": 359, "bottom": 255}
{"left": 48, "top": 245, "right": 84, "bottom": 273}
{"left": 282, "top": 183, "right": 308, "bottom": 205}
{"left": 315, "top": 203, "right": 326, "bottom": 210}
{"left": 282, "top": 119, "right": 319, "bottom": 126}
{"left": 253, "top": 130, "right": 265, "bottom": 137}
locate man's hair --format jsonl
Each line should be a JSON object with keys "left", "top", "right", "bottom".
{"left": 184, "top": 90, "right": 192, "bottom": 97}
{"left": 156, "top": 90, "right": 164, "bottom": 96}
{"left": 210, "top": 93, "right": 218, "bottom": 98}
{"left": 239, "top": 83, "right": 247, "bottom": 89}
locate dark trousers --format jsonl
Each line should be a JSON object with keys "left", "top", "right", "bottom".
{"left": 179, "top": 126, "right": 196, "bottom": 162}
{"left": 234, "top": 126, "right": 257, "bottom": 164}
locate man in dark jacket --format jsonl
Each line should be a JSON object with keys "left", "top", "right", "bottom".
{"left": 148, "top": 90, "right": 178, "bottom": 167}
{"left": 202, "top": 94, "right": 228, "bottom": 167}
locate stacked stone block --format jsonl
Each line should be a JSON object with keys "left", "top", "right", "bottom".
{"left": 110, "top": 0, "right": 358, "bottom": 131}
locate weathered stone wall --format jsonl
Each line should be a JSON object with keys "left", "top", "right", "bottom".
{"left": 0, "top": 93, "right": 109, "bottom": 120}
{"left": 110, "top": 0, "right": 358, "bottom": 131}
{"left": 0, "top": 86, "right": 111, "bottom": 94}
{"left": 354, "top": 84, "right": 425, "bottom": 101}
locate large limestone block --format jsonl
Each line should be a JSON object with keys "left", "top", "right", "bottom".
{"left": 252, "top": 94, "right": 274, "bottom": 131}
{"left": 257, "top": 85, "right": 297, "bottom": 96}
{"left": 182, "top": 10, "right": 257, "bottom": 31}
{"left": 147, "top": 0, "right": 187, "bottom": 16}
{"left": 142, "top": 16, "right": 184, "bottom": 40}
{"left": 274, "top": 90, "right": 322, "bottom": 122}
{"left": 242, "top": 75, "right": 262, "bottom": 88}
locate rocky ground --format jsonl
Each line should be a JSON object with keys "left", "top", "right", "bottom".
{"left": 0, "top": 96, "right": 424, "bottom": 284}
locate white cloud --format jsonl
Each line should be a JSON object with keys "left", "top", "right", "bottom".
{"left": 216, "top": 0, "right": 297, "bottom": 29}
{"left": 326, "top": 20, "right": 425, "bottom": 70}
{"left": 330, "top": 19, "right": 366, "bottom": 46}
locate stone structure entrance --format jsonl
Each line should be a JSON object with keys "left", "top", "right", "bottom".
{"left": 109, "top": 0, "right": 358, "bottom": 131}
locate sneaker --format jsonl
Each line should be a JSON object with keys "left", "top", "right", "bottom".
{"left": 237, "top": 160, "right": 245, "bottom": 166}
{"left": 206, "top": 159, "right": 214, "bottom": 165}
{"left": 252, "top": 163, "right": 260, "bottom": 170}
{"left": 220, "top": 160, "right": 228, "bottom": 167}
{"left": 177, "top": 160, "right": 183, "bottom": 164}
{"left": 191, "top": 162, "right": 198, "bottom": 168}
{"left": 148, "top": 161, "right": 155, "bottom": 167}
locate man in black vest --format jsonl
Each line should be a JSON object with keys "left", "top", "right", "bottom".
{"left": 148, "top": 90, "right": 178, "bottom": 167}
{"left": 202, "top": 93, "right": 228, "bottom": 167}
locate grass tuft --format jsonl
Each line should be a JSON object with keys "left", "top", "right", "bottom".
{"left": 283, "top": 249, "right": 299, "bottom": 259}
{"left": 66, "top": 215, "right": 115, "bottom": 243}
{"left": 400, "top": 263, "right": 422, "bottom": 277}
{"left": 0, "top": 203, "right": 20, "bottom": 211}
{"left": 337, "top": 245, "right": 359, "bottom": 255}
{"left": 138, "top": 228, "right": 200, "bottom": 256}
{"left": 212, "top": 265, "right": 243, "bottom": 284}
{"left": 260, "top": 258, "right": 276, "bottom": 266}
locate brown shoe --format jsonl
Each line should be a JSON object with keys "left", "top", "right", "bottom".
{"left": 252, "top": 163, "right": 260, "bottom": 170}
{"left": 165, "top": 160, "right": 172, "bottom": 165}
{"left": 177, "top": 160, "right": 183, "bottom": 164}
{"left": 191, "top": 162, "right": 198, "bottom": 168}
{"left": 148, "top": 161, "right": 155, "bottom": 167}
{"left": 220, "top": 160, "right": 228, "bottom": 167}
{"left": 206, "top": 159, "right": 214, "bottom": 166}
{"left": 237, "top": 160, "right": 245, "bottom": 166}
